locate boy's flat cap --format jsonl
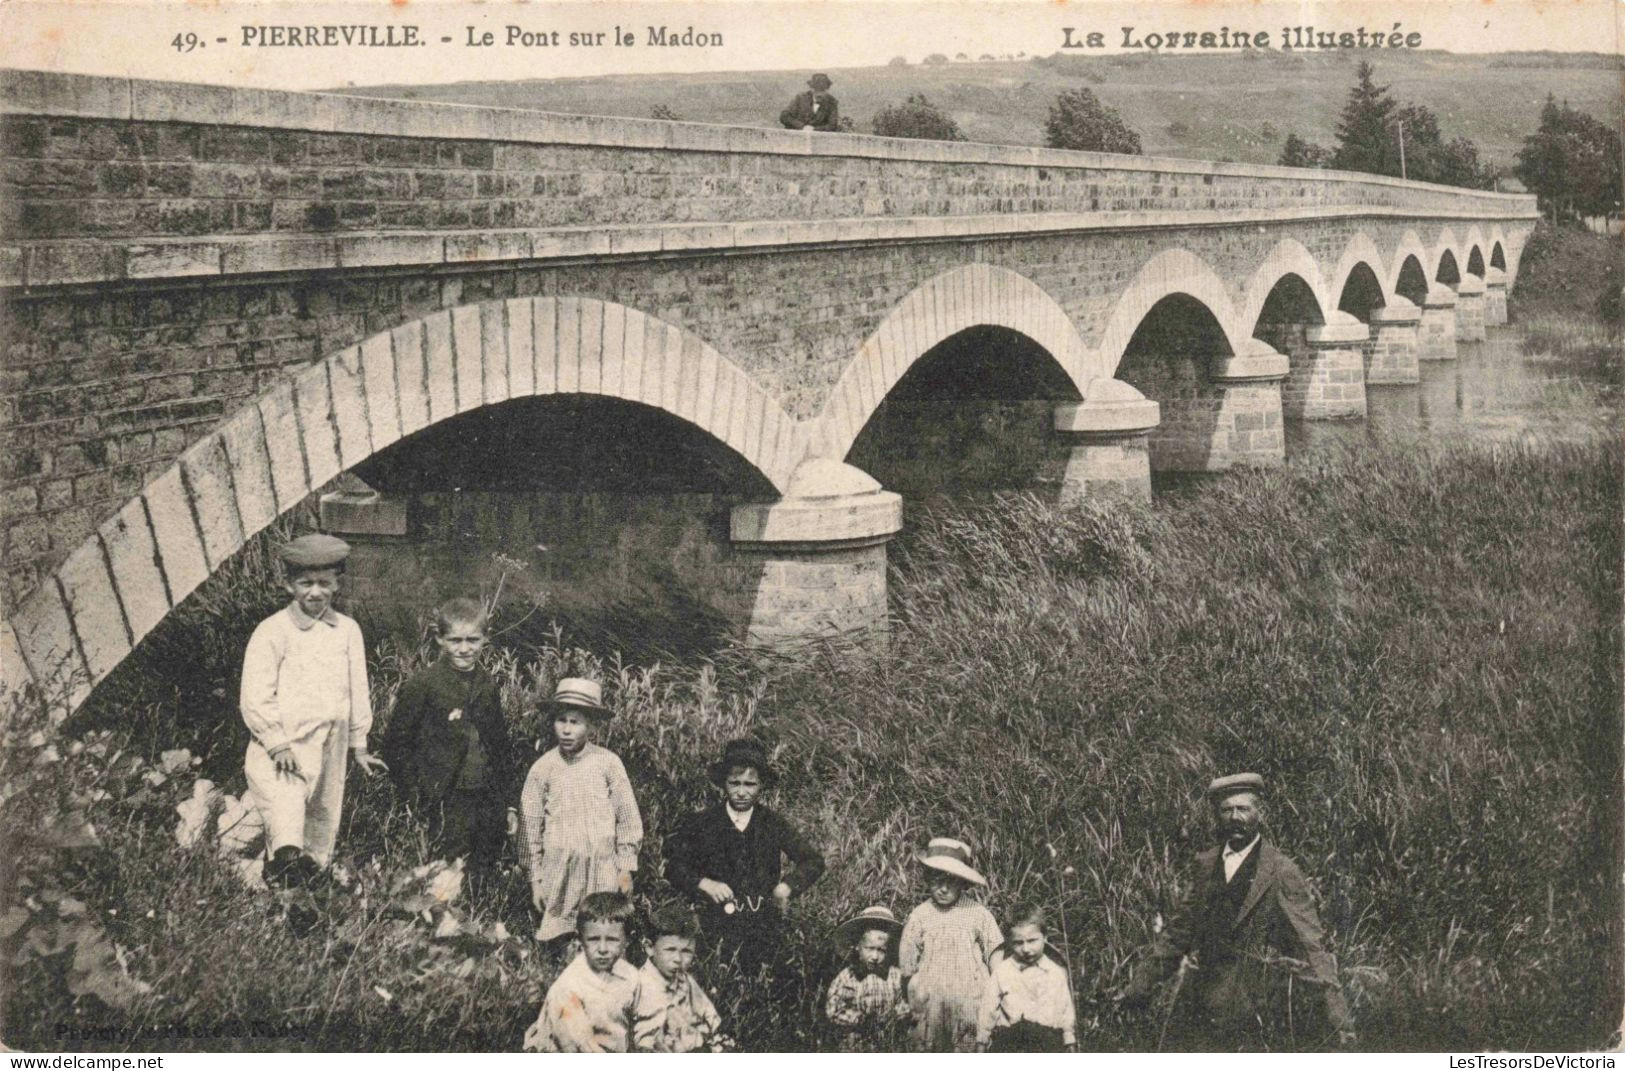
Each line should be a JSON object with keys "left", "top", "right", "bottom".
{"left": 278, "top": 533, "right": 351, "bottom": 568}
{"left": 1206, "top": 772, "right": 1267, "bottom": 800}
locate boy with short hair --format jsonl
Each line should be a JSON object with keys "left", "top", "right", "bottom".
{"left": 524, "top": 892, "right": 642, "bottom": 1053}
{"left": 976, "top": 903, "right": 1077, "bottom": 1052}
{"left": 381, "top": 597, "right": 516, "bottom": 875}
{"left": 633, "top": 904, "right": 726, "bottom": 1052}
{"left": 240, "top": 534, "right": 387, "bottom": 889}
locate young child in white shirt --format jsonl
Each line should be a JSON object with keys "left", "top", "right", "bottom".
{"left": 977, "top": 903, "right": 1077, "bottom": 1052}
{"left": 524, "top": 892, "right": 642, "bottom": 1052}
{"left": 633, "top": 904, "right": 726, "bottom": 1052}
{"left": 239, "top": 534, "right": 386, "bottom": 889}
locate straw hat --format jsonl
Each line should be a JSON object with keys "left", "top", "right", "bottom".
{"left": 915, "top": 837, "right": 986, "bottom": 886}
{"left": 835, "top": 905, "right": 902, "bottom": 949}
{"left": 544, "top": 678, "right": 610, "bottom": 718}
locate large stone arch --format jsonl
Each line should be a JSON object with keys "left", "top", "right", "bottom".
{"left": 815, "top": 264, "right": 1094, "bottom": 459}
{"left": 1328, "top": 233, "right": 1391, "bottom": 309}
{"left": 1097, "top": 248, "right": 1246, "bottom": 374}
{"left": 1240, "top": 239, "right": 1332, "bottom": 332}
{"left": 4, "top": 296, "right": 802, "bottom": 713}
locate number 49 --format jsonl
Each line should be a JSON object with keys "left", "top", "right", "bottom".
{"left": 171, "top": 32, "right": 201, "bottom": 52}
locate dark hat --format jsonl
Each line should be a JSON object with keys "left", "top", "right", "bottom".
{"left": 707, "top": 738, "right": 777, "bottom": 787}
{"left": 544, "top": 677, "right": 610, "bottom": 719}
{"left": 835, "top": 904, "right": 901, "bottom": 948}
{"left": 278, "top": 533, "right": 351, "bottom": 569}
{"left": 808, "top": 73, "right": 832, "bottom": 91}
{"left": 915, "top": 836, "right": 986, "bottom": 886}
{"left": 1207, "top": 772, "right": 1267, "bottom": 802}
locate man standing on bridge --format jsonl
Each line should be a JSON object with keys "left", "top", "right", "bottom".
{"left": 780, "top": 73, "right": 841, "bottom": 132}
{"left": 1115, "top": 772, "right": 1355, "bottom": 1051}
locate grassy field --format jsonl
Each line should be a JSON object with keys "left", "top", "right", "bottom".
{"left": 4, "top": 226, "right": 1620, "bottom": 1052}
{"left": 342, "top": 49, "right": 1622, "bottom": 170}
{"left": 4, "top": 420, "right": 1619, "bottom": 1050}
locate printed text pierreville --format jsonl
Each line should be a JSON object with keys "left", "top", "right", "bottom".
{"left": 234, "top": 24, "right": 722, "bottom": 47}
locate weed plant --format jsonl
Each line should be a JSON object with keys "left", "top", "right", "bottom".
{"left": 3, "top": 429, "right": 1618, "bottom": 1052}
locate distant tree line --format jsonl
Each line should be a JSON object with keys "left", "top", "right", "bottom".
{"left": 1275, "top": 61, "right": 1619, "bottom": 216}
{"left": 1278, "top": 62, "right": 1495, "bottom": 189}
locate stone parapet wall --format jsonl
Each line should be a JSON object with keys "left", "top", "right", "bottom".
{"left": 1, "top": 70, "right": 1537, "bottom": 286}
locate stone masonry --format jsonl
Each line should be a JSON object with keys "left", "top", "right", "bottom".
{"left": 0, "top": 70, "right": 1537, "bottom": 712}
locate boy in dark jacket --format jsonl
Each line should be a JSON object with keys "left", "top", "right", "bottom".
{"left": 382, "top": 598, "right": 517, "bottom": 875}
{"left": 664, "top": 738, "right": 825, "bottom": 977}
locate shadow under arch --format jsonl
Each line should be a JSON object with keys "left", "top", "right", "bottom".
{"left": 1113, "top": 293, "right": 1237, "bottom": 473}
{"left": 1466, "top": 246, "right": 1486, "bottom": 278}
{"left": 816, "top": 264, "right": 1095, "bottom": 461}
{"left": 6, "top": 296, "right": 800, "bottom": 715}
{"left": 1490, "top": 242, "right": 1507, "bottom": 271}
{"left": 1395, "top": 255, "right": 1430, "bottom": 305}
{"left": 1436, "top": 249, "right": 1462, "bottom": 287}
{"left": 1337, "top": 263, "right": 1388, "bottom": 321}
{"left": 1097, "top": 248, "right": 1246, "bottom": 379}
{"left": 845, "top": 324, "right": 1082, "bottom": 502}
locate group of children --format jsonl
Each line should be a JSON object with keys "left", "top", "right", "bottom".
{"left": 240, "top": 534, "right": 1077, "bottom": 1052}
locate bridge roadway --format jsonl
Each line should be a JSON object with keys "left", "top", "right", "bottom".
{"left": 0, "top": 70, "right": 1538, "bottom": 712}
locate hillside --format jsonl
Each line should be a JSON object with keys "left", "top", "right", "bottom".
{"left": 340, "top": 49, "right": 1621, "bottom": 170}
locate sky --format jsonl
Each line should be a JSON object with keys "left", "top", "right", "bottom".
{"left": 0, "top": 0, "right": 1617, "bottom": 90}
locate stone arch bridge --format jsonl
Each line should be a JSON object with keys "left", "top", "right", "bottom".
{"left": 0, "top": 71, "right": 1537, "bottom": 712}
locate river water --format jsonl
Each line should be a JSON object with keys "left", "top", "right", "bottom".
{"left": 1285, "top": 323, "right": 1620, "bottom": 459}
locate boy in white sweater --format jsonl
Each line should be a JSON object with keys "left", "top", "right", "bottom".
{"left": 240, "top": 534, "right": 386, "bottom": 888}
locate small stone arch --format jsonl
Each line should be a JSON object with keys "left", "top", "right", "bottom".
{"left": 1395, "top": 255, "right": 1430, "bottom": 305}
{"left": 1489, "top": 237, "right": 1507, "bottom": 272}
{"left": 816, "top": 264, "right": 1094, "bottom": 460}
{"left": 1436, "top": 249, "right": 1462, "bottom": 286}
{"left": 1240, "top": 240, "right": 1332, "bottom": 334}
{"left": 1386, "top": 230, "right": 1432, "bottom": 297}
{"left": 1432, "top": 227, "right": 1463, "bottom": 285}
{"left": 1466, "top": 246, "right": 1486, "bottom": 277}
{"left": 5, "top": 297, "right": 802, "bottom": 715}
{"left": 1097, "top": 248, "right": 1246, "bottom": 376}
{"left": 1337, "top": 263, "right": 1388, "bottom": 321}
{"left": 1328, "top": 233, "right": 1391, "bottom": 311}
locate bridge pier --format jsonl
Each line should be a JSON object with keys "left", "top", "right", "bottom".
{"left": 1052, "top": 380, "right": 1160, "bottom": 506}
{"left": 1484, "top": 268, "right": 1509, "bottom": 326}
{"left": 728, "top": 460, "right": 902, "bottom": 648}
{"left": 1138, "top": 342, "right": 1288, "bottom": 472}
{"left": 1364, "top": 298, "right": 1423, "bottom": 385}
{"left": 1454, "top": 275, "right": 1487, "bottom": 342}
{"left": 1419, "top": 285, "right": 1459, "bottom": 362}
{"left": 1281, "top": 312, "right": 1369, "bottom": 420}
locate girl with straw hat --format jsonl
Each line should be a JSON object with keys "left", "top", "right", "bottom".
{"left": 899, "top": 837, "right": 1004, "bottom": 1051}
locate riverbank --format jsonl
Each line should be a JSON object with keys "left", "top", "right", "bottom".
{"left": 5, "top": 415, "right": 1617, "bottom": 1050}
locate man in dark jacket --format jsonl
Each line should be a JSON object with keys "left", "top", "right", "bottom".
{"left": 1117, "top": 773, "right": 1355, "bottom": 1051}
{"left": 779, "top": 73, "right": 841, "bottom": 132}
{"left": 380, "top": 599, "right": 517, "bottom": 875}
{"left": 664, "top": 738, "right": 825, "bottom": 977}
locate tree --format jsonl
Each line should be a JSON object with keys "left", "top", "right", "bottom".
{"left": 649, "top": 104, "right": 682, "bottom": 122}
{"left": 871, "top": 94, "right": 964, "bottom": 141}
{"left": 1278, "top": 133, "right": 1331, "bottom": 168}
{"left": 1390, "top": 102, "right": 1495, "bottom": 189}
{"left": 922, "top": 53, "right": 948, "bottom": 65}
{"left": 1331, "top": 61, "right": 1397, "bottom": 175}
{"left": 1043, "top": 87, "right": 1142, "bottom": 154}
{"left": 888, "top": 55, "right": 908, "bottom": 67}
{"left": 1515, "top": 94, "right": 1623, "bottom": 221}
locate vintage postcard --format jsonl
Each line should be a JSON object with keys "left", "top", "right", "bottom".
{"left": 0, "top": 0, "right": 1619, "bottom": 1059}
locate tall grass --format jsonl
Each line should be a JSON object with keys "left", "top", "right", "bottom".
{"left": 5, "top": 432, "right": 1619, "bottom": 1052}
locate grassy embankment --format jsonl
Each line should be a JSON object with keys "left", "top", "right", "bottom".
{"left": 2, "top": 227, "right": 1620, "bottom": 1052}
